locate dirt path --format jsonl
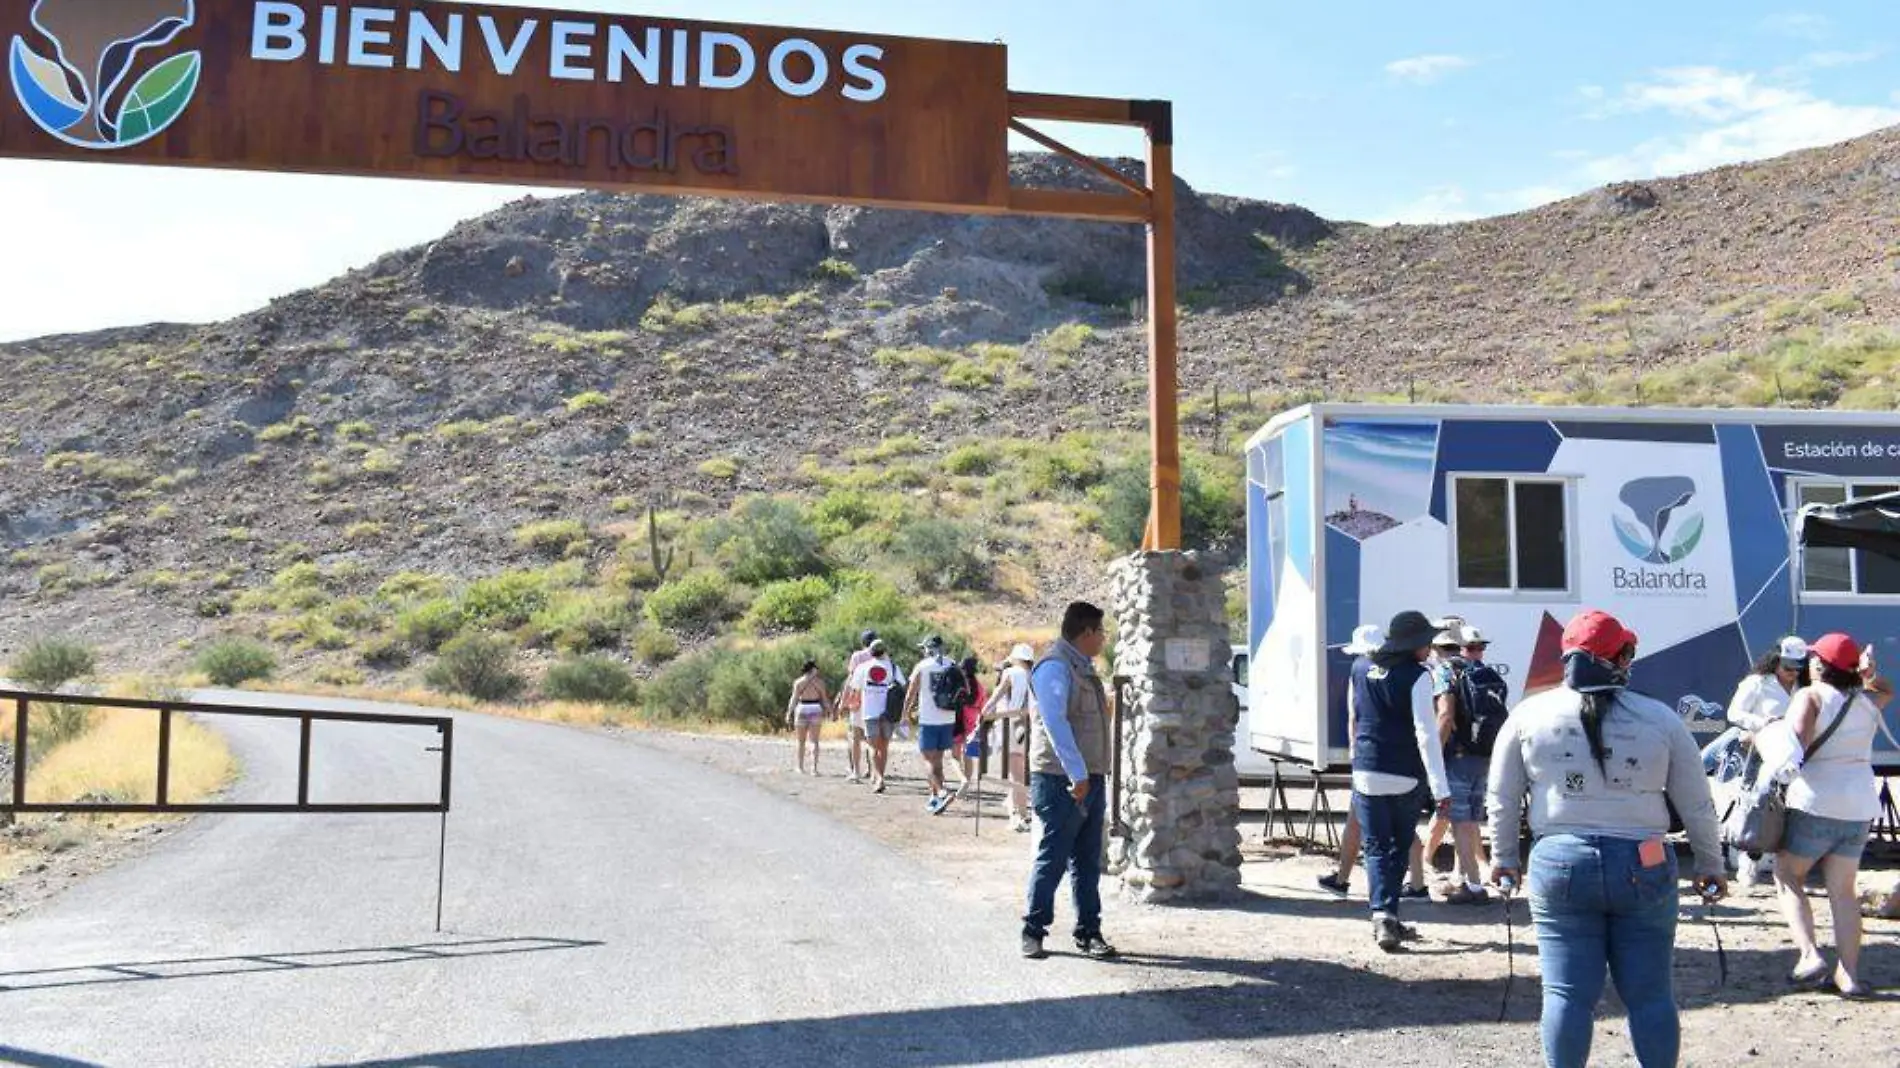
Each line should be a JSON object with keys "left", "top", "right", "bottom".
{"left": 628, "top": 727, "right": 1900, "bottom": 1066}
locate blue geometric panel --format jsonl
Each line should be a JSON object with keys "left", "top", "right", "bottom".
{"left": 1632, "top": 623, "right": 1752, "bottom": 715}
{"left": 1248, "top": 477, "right": 1276, "bottom": 653}
{"left": 1737, "top": 561, "right": 1795, "bottom": 664}
{"left": 1719, "top": 423, "right": 1795, "bottom": 616}
{"left": 1554, "top": 421, "right": 1715, "bottom": 444}
{"left": 1323, "top": 526, "right": 1363, "bottom": 750}
{"left": 1324, "top": 526, "right": 1362, "bottom": 648}
{"left": 1428, "top": 419, "right": 1564, "bottom": 522}
{"left": 1283, "top": 419, "right": 1315, "bottom": 585}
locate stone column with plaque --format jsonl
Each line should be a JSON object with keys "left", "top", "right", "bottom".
{"left": 1106, "top": 551, "right": 1244, "bottom": 903}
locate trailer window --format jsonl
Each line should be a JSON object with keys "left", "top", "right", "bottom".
{"left": 1453, "top": 476, "right": 1570, "bottom": 593}
{"left": 1799, "top": 481, "right": 1900, "bottom": 595}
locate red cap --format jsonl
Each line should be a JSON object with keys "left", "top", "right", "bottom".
{"left": 1809, "top": 633, "right": 1862, "bottom": 673}
{"left": 1562, "top": 610, "right": 1638, "bottom": 660}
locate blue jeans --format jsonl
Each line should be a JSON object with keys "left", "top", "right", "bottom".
{"left": 1023, "top": 772, "right": 1106, "bottom": 940}
{"left": 1355, "top": 788, "right": 1421, "bottom": 918}
{"left": 1529, "top": 834, "right": 1681, "bottom": 1068}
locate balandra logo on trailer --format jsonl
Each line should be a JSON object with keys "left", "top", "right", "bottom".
{"left": 1611, "top": 475, "right": 1709, "bottom": 595}
{"left": 9, "top": 0, "right": 202, "bottom": 150}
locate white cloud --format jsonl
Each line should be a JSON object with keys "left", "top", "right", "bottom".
{"left": 1489, "top": 186, "right": 1576, "bottom": 213}
{"left": 1384, "top": 54, "right": 1473, "bottom": 85}
{"left": 1581, "top": 66, "right": 1900, "bottom": 182}
{"left": 1801, "top": 49, "right": 1880, "bottom": 69}
{"left": 1373, "top": 186, "right": 1481, "bottom": 225}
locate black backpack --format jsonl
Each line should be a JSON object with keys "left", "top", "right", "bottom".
{"left": 1453, "top": 662, "right": 1512, "bottom": 757}
{"left": 928, "top": 658, "right": 970, "bottom": 711}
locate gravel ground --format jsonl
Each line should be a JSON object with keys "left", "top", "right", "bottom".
{"left": 628, "top": 725, "right": 1900, "bottom": 1067}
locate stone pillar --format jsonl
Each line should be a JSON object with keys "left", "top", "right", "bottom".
{"left": 1107, "top": 551, "right": 1243, "bottom": 903}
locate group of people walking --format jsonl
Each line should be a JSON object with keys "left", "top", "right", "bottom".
{"left": 785, "top": 604, "right": 1122, "bottom": 961}
{"left": 1341, "top": 604, "right": 1895, "bottom": 1067}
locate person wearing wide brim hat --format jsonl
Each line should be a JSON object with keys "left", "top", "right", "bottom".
{"left": 980, "top": 642, "right": 1041, "bottom": 832}
{"left": 1319, "top": 623, "right": 1433, "bottom": 902}
{"left": 1487, "top": 609, "right": 1727, "bottom": 1064}
{"left": 1348, "top": 610, "right": 1454, "bottom": 951}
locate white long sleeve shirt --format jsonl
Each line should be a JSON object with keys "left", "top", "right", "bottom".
{"left": 1486, "top": 686, "right": 1724, "bottom": 876}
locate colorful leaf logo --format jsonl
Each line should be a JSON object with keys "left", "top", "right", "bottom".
{"left": 1664, "top": 512, "right": 1705, "bottom": 563}
{"left": 8, "top": 0, "right": 198, "bottom": 150}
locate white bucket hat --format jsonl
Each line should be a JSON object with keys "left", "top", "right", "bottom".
{"left": 1777, "top": 636, "right": 1810, "bottom": 670}
{"left": 1344, "top": 624, "right": 1384, "bottom": 656}
{"left": 1009, "top": 643, "right": 1037, "bottom": 664}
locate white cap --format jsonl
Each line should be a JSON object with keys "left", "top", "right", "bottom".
{"left": 1344, "top": 624, "right": 1385, "bottom": 656}
{"left": 1009, "top": 643, "right": 1036, "bottom": 664}
{"left": 1462, "top": 625, "right": 1489, "bottom": 646}
{"left": 1778, "top": 636, "right": 1810, "bottom": 666}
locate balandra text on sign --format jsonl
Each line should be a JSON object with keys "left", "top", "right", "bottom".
{"left": 250, "top": 2, "right": 891, "bottom": 100}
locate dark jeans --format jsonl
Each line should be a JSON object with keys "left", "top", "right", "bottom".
{"left": 1355, "top": 788, "right": 1421, "bottom": 918}
{"left": 1529, "top": 834, "right": 1681, "bottom": 1068}
{"left": 1023, "top": 772, "right": 1106, "bottom": 940}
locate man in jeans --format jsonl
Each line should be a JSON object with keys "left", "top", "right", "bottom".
{"left": 1352, "top": 610, "right": 1452, "bottom": 952}
{"left": 1021, "top": 602, "right": 1117, "bottom": 961}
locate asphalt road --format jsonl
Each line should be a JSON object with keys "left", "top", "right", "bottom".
{"left": 0, "top": 692, "right": 1266, "bottom": 1068}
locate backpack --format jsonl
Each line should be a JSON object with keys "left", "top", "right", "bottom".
{"left": 928, "top": 658, "right": 970, "bottom": 712}
{"left": 1452, "top": 662, "right": 1511, "bottom": 757}
{"left": 883, "top": 674, "right": 907, "bottom": 723}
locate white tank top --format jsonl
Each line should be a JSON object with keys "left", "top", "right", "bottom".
{"left": 1786, "top": 683, "right": 1881, "bottom": 822}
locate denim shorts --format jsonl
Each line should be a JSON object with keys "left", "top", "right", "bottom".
{"left": 1446, "top": 755, "right": 1488, "bottom": 823}
{"left": 918, "top": 723, "right": 956, "bottom": 753}
{"left": 1784, "top": 808, "right": 1870, "bottom": 861}
{"left": 862, "top": 718, "right": 894, "bottom": 742}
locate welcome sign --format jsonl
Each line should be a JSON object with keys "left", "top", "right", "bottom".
{"left": 2, "top": 0, "right": 1012, "bottom": 208}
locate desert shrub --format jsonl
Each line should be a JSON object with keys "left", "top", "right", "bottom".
{"left": 1018, "top": 434, "right": 1109, "bottom": 496}
{"left": 641, "top": 652, "right": 721, "bottom": 721}
{"left": 565, "top": 391, "right": 611, "bottom": 413}
{"left": 426, "top": 632, "right": 525, "bottom": 701}
{"left": 524, "top": 590, "right": 634, "bottom": 653}
{"left": 744, "top": 576, "right": 832, "bottom": 633}
{"left": 514, "top": 519, "right": 589, "bottom": 558}
{"left": 196, "top": 639, "right": 276, "bottom": 687}
{"left": 697, "top": 456, "right": 740, "bottom": 481}
{"left": 645, "top": 572, "right": 738, "bottom": 634}
{"left": 944, "top": 442, "right": 1001, "bottom": 476}
{"left": 377, "top": 571, "right": 449, "bottom": 603}
{"left": 812, "top": 257, "right": 860, "bottom": 283}
{"left": 359, "top": 634, "right": 412, "bottom": 670}
{"left": 891, "top": 519, "right": 992, "bottom": 592}
{"left": 395, "top": 598, "right": 464, "bottom": 651}
{"left": 704, "top": 497, "right": 826, "bottom": 585}
{"left": 361, "top": 448, "right": 402, "bottom": 477}
{"left": 1092, "top": 452, "right": 1244, "bottom": 553}
{"left": 10, "top": 638, "right": 97, "bottom": 691}
{"left": 543, "top": 656, "right": 640, "bottom": 705}
{"left": 809, "top": 489, "right": 899, "bottom": 541}
{"left": 461, "top": 571, "right": 554, "bottom": 629}
{"left": 1044, "top": 322, "right": 1097, "bottom": 356}
{"left": 632, "top": 626, "right": 681, "bottom": 665}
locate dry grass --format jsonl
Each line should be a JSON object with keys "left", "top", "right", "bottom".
{"left": 240, "top": 680, "right": 757, "bottom": 737}
{"left": 26, "top": 709, "right": 234, "bottom": 805}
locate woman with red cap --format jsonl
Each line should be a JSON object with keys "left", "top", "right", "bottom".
{"left": 1488, "top": 610, "right": 1726, "bottom": 1068}
{"left": 1774, "top": 632, "right": 1892, "bottom": 998}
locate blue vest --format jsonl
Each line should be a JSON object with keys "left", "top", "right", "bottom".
{"left": 1351, "top": 656, "right": 1428, "bottom": 781}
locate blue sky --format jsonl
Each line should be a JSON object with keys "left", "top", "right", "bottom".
{"left": 3, "top": 0, "right": 1896, "bottom": 342}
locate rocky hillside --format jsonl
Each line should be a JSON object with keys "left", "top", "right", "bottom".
{"left": 3, "top": 131, "right": 1898, "bottom": 687}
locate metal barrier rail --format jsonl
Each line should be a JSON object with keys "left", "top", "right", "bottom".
{"left": 2, "top": 688, "right": 452, "bottom": 816}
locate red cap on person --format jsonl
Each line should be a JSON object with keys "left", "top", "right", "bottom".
{"left": 1809, "top": 633, "right": 1861, "bottom": 673}
{"left": 1562, "top": 610, "right": 1638, "bottom": 661}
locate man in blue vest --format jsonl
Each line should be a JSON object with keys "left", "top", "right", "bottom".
{"left": 1352, "top": 610, "right": 1453, "bottom": 951}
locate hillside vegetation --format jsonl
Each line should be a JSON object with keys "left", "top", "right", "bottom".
{"left": 3, "top": 131, "right": 1899, "bottom": 726}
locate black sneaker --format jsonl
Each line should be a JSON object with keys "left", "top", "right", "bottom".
{"left": 1075, "top": 935, "right": 1119, "bottom": 960}
{"left": 1317, "top": 873, "right": 1350, "bottom": 897}
{"left": 1400, "top": 884, "right": 1432, "bottom": 900}
{"left": 1021, "top": 934, "right": 1048, "bottom": 960}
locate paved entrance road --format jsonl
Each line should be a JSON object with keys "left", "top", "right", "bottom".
{"left": 0, "top": 692, "right": 1264, "bottom": 1067}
